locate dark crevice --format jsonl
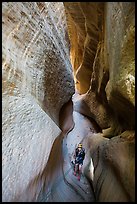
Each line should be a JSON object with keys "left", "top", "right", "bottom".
{"left": 59, "top": 97, "right": 74, "bottom": 134}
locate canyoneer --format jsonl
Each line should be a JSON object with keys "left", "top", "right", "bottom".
{"left": 73, "top": 143, "right": 85, "bottom": 181}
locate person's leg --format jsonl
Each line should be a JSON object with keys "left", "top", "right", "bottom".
{"left": 74, "top": 163, "right": 78, "bottom": 176}
{"left": 79, "top": 164, "right": 82, "bottom": 173}
{"left": 77, "top": 164, "right": 82, "bottom": 180}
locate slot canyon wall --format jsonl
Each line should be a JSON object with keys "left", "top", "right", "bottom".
{"left": 2, "top": 2, "right": 75, "bottom": 202}
{"left": 2, "top": 2, "right": 135, "bottom": 202}
{"left": 64, "top": 2, "right": 135, "bottom": 202}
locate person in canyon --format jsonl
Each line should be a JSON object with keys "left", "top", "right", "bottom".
{"left": 73, "top": 143, "right": 85, "bottom": 181}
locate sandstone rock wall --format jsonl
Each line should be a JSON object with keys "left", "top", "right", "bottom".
{"left": 64, "top": 2, "right": 104, "bottom": 94}
{"left": 2, "top": 2, "right": 75, "bottom": 125}
{"left": 64, "top": 2, "right": 135, "bottom": 132}
{"left": 104, "top": 2, "right": 135, "bottom": 131}
{"left": 2, "top": 2, "right": 74, "bottom": 201}
{"left": 2, "top": 95, "right": 61, "bottom": 201}
{"left": 84, "top": 2, "right": 135, "bottom": 132}
{"left": 64, "top": 2, "right": 111, "bottom": 129}
{"left": 2, "top": 2, "right": 135, "bottom": 202}
{"left": 88, "top": 130, "right": 135, "bottom": 202}
{"left": 64, "top": 2, "right": 135, "bottom": 202}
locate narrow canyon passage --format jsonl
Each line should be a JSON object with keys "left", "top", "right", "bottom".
{"left": 2, "top": 2, "right": 135, "bottom": 202}
{"left": 36, "top": 93, "right": 100, "bottom": 202}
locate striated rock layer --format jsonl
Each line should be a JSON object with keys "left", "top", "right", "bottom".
{"left": 2, "top": 2, "right": 75, "bottom": 125}
{"left": 2, "top": 2, "right": 75, "bottom": 202}
{"left": 2, "top": 95, "right": 61, "bottom": 202}
{"left": 64, "top": 2, "right": 135, "bottom": 131}
{"left": 2, "top": 2, "right": 135, "bottom": 202}
{"left": 64, "top": 2, "right": 135, "bottom": 202}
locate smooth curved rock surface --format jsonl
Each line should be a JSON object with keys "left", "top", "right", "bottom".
{"left": 64, "top": 2, "right": 104, "bottom": 94}
{"left": 36, "top": 93, "right": 100, "bottom": 202}
{"left": 2, "top": 2, "right": 135, "bottom": 202}
{"left": 2, "top": 2, "right": 75, "bottom": 125}
{"left": 2, "top": 2, "right": 75, "bottom": 202}
{"left": 64, "top": 2, "right": 135, "bottom": 132}
{"left": 2, "top": 94, "right": 61, "bottom": 202}
{"left": 104, "top": 2, "right": 135, "bottom": 130}
{"left": 88, "top": 130, "right": 135, "bottom": 202}
{"left": 64, "top": 2, "right": 135, "bottom": 201}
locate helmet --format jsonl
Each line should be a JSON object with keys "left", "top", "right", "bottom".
{"left": 78, "top": 143, "right": 82, "bottom": 148}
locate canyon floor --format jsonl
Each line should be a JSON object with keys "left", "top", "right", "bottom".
{"left": 36, "top": 93, "right": 101, "bottom": 202}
